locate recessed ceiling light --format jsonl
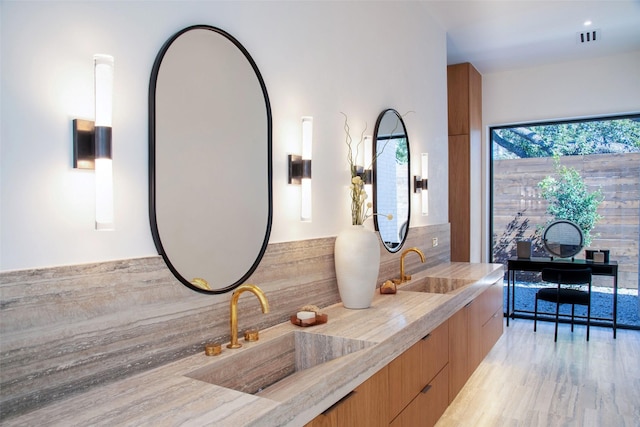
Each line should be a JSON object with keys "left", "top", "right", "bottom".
{"left": 584, "top": 20, "right": 592, "bottom": 26}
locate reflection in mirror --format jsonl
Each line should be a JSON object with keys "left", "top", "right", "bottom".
{"left": 149, "top": 25, "right": 272, "bottom": 294}
{"left": 373, "top": 109, "right": 410, "bottom": 253}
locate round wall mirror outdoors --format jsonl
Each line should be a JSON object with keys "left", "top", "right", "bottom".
{"left": 373, "top": 109, "right": 410, "bottom": 253}
{"left": 149, "top": 25, "right": 272, "bottom": 294}
{"left": 542, "top": 220, "right": 584, "bottom": 259}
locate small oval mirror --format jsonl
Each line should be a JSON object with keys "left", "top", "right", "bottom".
{"left": 373, "top": 109, "right": 410, "bottom": 253}
{"left": 149, "top": 25, "right": 272, "bottom": 294}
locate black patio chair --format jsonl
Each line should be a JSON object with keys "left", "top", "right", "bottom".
{"left": 534, "top": 268, "right": 592, "bottom": 341}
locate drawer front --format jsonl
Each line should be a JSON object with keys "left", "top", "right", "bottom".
{"left": 389, "top": 365, "right": 449, "bottom": 427}
{"left": 388, "top": 321, "right": 448, "bottom": 420}
{"left": 306, "top": 366, "right": 389, "bottom": 427}
{"left": 476, "top": 280, "right": 503, "bottom": 325}
{"left": 388, "top": 339, "right": 424, "bottom": 419}
{"left": 422, "top": 320, "right": 449, "bottom": 384}
{"left": 482, "top": 307, "right": 503, "bottom": 357}
{"left": 448, "top": 308, "right": 468, "bottom": 403}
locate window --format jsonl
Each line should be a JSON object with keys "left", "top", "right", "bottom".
{"left": 490, "top": 114, "right": 640, "bottom": 328}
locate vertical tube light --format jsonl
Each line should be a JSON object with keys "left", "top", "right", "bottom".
{"left": 94, "top": 54, "right": 114, "bottom": 230}
{"left": 300, "top": 117, "right": 313, "bottom": 222}
{"left": 421, "top": 153, "right": 429, "bottom": 216}
{"left": 363, "top": 135, "right": 373, "bottom": 204}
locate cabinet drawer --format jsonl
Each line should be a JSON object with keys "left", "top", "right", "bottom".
{"left": 482, "top": 307, "right": 503, "bottom": 356}
{"left": 448, "top": 307, "right": 468, "bottom": 403}
{"left": 422, "top": 320, "right": 448, "bottom": 384}
{"left": 389, "top": 338, "right": 423, "bottom": 419}
{"left": 389, "top": 365, "right": 449, "bottom": 427}
{"left": 305, "top": 366, "right": 389, "bottom": 427}
{"left": 476, "top": 280, "right": 503, "bottom": 325}
{"left": 388, "top": 321, "right": 448, "bottom": 420}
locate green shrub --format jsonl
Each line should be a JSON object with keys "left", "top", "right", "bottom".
{"left": 538, "top": 158, "right": 603, "bottom": 246}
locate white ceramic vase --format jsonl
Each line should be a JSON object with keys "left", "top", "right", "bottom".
{"left": 334, "top": 225, "right": 380, "bottom": 309}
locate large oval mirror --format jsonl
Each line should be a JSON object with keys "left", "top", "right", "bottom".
{"left": 373, "top": 109, "right": 410, "bottom": 253}
{"left": 149, "top": 25, "right": 272, "bottom": 294}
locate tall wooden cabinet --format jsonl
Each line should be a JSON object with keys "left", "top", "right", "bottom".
{"left": 448, "top": 62, "right": 482, "bottom": 262}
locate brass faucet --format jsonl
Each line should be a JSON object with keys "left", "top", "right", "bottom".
{"left": 396, "top": 247, "right": 426, "bottom": 284}
{"left": 227, "top": 284, "right": 270, "bottom": 349}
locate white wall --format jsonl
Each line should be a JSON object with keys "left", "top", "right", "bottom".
{"left": 0, "top": 1, "right": 448, "bottom": 271}
{"left": 479, "top": 51, "right": 640, "bottom": 261}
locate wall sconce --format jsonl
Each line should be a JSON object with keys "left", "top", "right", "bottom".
{"left": 351, "top": 135, "right": 373, "bottom": 185}
{"left": 73, "top": 54, "right": 115, "bottom": 230}
{"left": 414, "top": 153, "right": 428, "bottom": 216}
{"left": 362, "top": 136, "right": 373, "bottom": 208}
{"left": 288, "top": 116, "right": 313, "bottom": 221}
{"left": 362, "top": 135, "right": 373, "bottom": 185}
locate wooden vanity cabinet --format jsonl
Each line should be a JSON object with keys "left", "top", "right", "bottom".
{"left": 307, "top": 321, "right": 449, "bottom": 427}
{"left": 388, "top": 320, "right": 449, "bottom": 427}
{"left": 449, "top": 279, "right": 503, "bottom": 402}
{"left": 307, "top": 281, "right": 502, "bottom": 426}
{"left": 305, "top": 365, "right": 389, "bottom": 427}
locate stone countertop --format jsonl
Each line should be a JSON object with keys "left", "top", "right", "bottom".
{"left": 6, "top": 262, "right": 503, "bottom": 427}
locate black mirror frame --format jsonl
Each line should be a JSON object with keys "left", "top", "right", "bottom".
{"left": 148, "top": 25, "right": 273, "bottom": 294}
{"left": 372, "top": 108, "right": 411, "bottom": 253}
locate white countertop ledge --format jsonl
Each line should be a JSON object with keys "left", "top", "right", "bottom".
{"left": 7, "top": 262, "right": 503, "bottom": 427}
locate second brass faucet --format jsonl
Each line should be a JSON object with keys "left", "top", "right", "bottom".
{"left": 395, "top": 247, "right": 426, "bottom": 284}
{"left": 227, "top": 284, "right": 270, "bottom": 349}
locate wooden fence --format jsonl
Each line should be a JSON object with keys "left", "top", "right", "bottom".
{"left": 493, "top": 153, "right": 640, "bottom": 290}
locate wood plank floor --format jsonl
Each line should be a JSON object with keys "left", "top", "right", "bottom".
{"left": 436, "top": 320, "right": 640, "bottom": 427}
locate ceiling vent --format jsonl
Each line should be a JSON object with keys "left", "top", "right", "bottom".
{"left": 577, "top": 29, "right": 601, "bottom": 44}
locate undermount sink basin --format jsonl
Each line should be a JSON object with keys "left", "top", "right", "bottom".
{"left": 400, "top": 277, "right": 476, "bottom": 294}
{"left": 185, "top": 331, "right": 374, "bottom": 397}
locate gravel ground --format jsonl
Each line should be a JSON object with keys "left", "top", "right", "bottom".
{"left": 505, "top": 282, "right": 640, "bottom": 328}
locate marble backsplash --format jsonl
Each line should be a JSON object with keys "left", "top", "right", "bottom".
{"left": 0, "top": 224, "right": 450, "bottom": 419}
